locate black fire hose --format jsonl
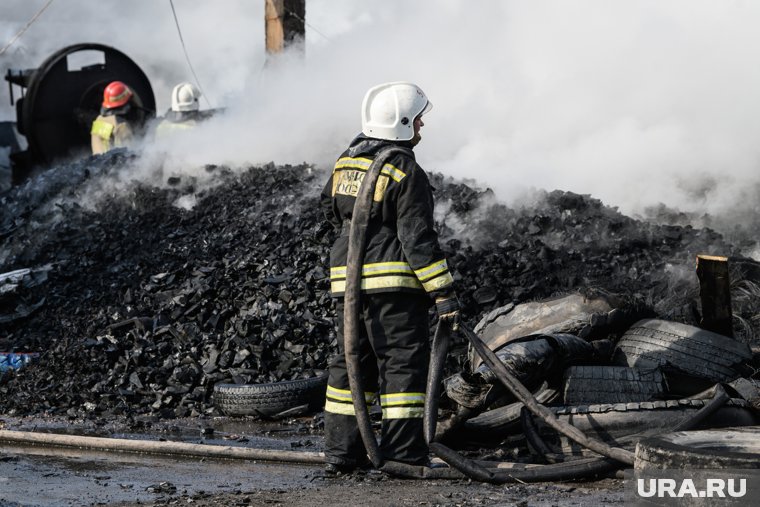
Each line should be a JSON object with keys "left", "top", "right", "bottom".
{"left": 343, "top": 146, "right": 411, "bottom": 469}
{"left": 454, "top": 324, "right": 733, "bottom": 474}
{"left": 459, "top": 322, "right": 635, "bottom": 466}
{"left": 423, "top": 321, "right": 451, "bottom": 444}
{"left": 521, "top": 406, "right": 560, "bottom": 464}
{"left": 419, "top": 322, "right": 635, "bottom": 483}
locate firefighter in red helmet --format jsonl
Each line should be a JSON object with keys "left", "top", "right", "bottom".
{"left": 91, "top": 81, "right": 138, "bottom": 155}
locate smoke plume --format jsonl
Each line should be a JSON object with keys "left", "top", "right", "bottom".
{"left": 3, "top": 0, "right": 760, "bottom": 225}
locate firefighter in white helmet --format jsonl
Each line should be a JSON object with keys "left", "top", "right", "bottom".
{"left": 91, "top": 81, "right": 139, "bottom": 155}
{"left": 320, "top": 82, "right": 459, "bottom": 474}
{"left": 154, "top": 82, "right": 202, "bottom": 139}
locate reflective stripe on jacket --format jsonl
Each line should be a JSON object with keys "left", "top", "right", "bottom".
{"left": 320, "top": 135, "right": 455, "bottom": 298}
{"left": 154, "top": 118, "right": 197, "bottom": 139}
{"left": 91, "top": 114, "right": 133, "bottom": 155}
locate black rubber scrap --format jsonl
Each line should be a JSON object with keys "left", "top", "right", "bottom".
{"left": 562, "top": 365, "right": 665, "bottom": 404}
{"left": 462, "top": 383, "right": 559, "bottom": 434}
{"left": 4, "top": 154, "right": 760, "bottom": 419}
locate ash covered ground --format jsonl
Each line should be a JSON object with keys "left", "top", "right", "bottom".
{"left": 1, "top": 150, "right": 759, "bottom": 420}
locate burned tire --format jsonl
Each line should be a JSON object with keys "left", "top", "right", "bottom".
{"left": 463, "top": 383, "right": 559, "bottom": 433}
{"left": 213, "top": 373, "right": 327, "bottom": 418}
{"left": 535, "top": 398, "right": 756, "bottom": 456}
{"left": 613, "top": 319, "right": 752, "bottom": 382}
{"left": 562, "top": 365, "right": 665, "bottom": 404}
{"left": 635, "top": 427, "right": 760, "bottom": 470}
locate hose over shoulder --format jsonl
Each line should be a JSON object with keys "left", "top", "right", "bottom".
{"left": 343, "top": 146, "right": 411, "bottom": 469}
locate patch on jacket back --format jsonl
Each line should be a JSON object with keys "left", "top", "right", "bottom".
{"left": 333, "top": 169, "right": 363, "bottom": 196}
{"left": 333, "top": 170, "right": 390, "bottom": 202}
{"left": 332, "top": 157, "right": 406, "bottom": 202}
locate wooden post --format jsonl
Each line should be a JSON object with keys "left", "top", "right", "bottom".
{"left": 265, "top": 0, "right": 305, "bottom": 55}
{"left": 696, "top": 254, "right": 733, "bottom": 337}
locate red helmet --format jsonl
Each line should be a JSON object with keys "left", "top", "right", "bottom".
{"left": 102, "top": 81, "right": 133, "bottom": 109}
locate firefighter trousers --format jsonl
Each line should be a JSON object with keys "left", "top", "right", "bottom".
{"left": 324, "top": 292, "right": 432, "bottom": 467}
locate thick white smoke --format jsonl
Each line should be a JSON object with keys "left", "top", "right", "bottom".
{"left": 3, "top": 0, "right": 760, "bottom": 220}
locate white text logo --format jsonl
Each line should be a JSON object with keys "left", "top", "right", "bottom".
{"left": 637, "top": 478, "right": 746, "bottom": 498}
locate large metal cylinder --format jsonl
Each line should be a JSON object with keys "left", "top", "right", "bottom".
{"left": 5, "top": 43, "right": 155, "bottom": 183}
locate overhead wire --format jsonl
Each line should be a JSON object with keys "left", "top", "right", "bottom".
{"left": 167, "top": 2, "right": 330, "bottom": 107}
{"left": 169, "top": 0, "right": 213, "bottom": 108}
{"left": 0, "top": 0, "right": 55, "bottom": 56}
{"left": 285, "top": 9, "right": 331, "bottom": 42}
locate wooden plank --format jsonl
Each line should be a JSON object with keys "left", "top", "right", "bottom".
{"left": 696, "top": 254, "right": 733, "bottom": 337}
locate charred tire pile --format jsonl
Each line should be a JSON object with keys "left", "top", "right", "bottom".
{"left": 213, "top": 372, "right": 327, "bottom": 418}
{"left": 635, "top": 427, "right": 760, "bottom": 469}
{"left": 613, "top": 319, "right": 752, "bottom": 383}
{"left": 562, "top": 365, "right": 665, "bottom": 404}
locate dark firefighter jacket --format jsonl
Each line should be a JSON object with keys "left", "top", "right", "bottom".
{"left": 320, "top": 134, "right": 454, "bottom": 299}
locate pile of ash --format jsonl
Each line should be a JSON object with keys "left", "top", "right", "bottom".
{"left": 0, "top": 152, "right": 756, "bottom": 419}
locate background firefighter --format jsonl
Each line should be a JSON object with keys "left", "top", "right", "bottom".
{"left": 320, "top": 81, "right": 460, "bottom": 474}
{"left": 154, "top": 82, "right": 203, "bottom": 139}
{"left": 90, "top": 80, "right": 140, "bottom": 155}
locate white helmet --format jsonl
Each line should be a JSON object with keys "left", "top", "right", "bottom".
{"left": 361, "top": 82, "right": 432, "bottom": 141}
{"left": 171, "top": 82, "right": 201, "bottom": 112}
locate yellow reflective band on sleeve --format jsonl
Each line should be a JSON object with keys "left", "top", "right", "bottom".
{"left": 91, "top": 119, "right": 114, "bottom": 141}
{"left": 331, "top": 275, "right": 422, "bottom": 293}
{"left": 380, "top": 163, "right": 406, "bottom": 183}
{"left": 362, "top": 262, "right": 414, "bottom": 276}
{"left": 382, "top": 406, "right": 425, "bottom": 419}
{"left": 325, "top": 400, "right": 358, "bottom": 416}
{"left": 330, "top": 262, "right": 415, "bottom": 281}
{"left": 380, "top": 392, "right": 425, "bottom": 407}
{"left": 421, "top": 272, "right": 454, "bottom": 292}
{"left": 414, "top": 259, "right": 449, "bottom": 282}
{"left": 326, "top": 385, "right": 376, "bottom": 403}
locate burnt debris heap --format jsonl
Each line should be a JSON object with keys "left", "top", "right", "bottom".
{"left": 0, "top": 151, "right": 755, "bottom": 419}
